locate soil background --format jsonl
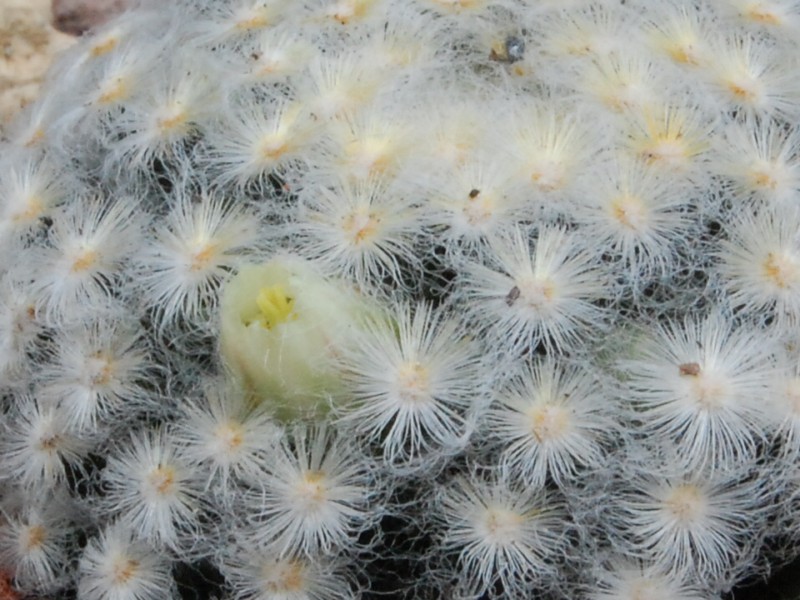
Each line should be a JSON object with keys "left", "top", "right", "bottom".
{"left": 0, "top": 0, "right": 74, "bottom": 132}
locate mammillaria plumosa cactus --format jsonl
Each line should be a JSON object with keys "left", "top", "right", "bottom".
{"left": 2, "top": 1, "right": 800, "bottom": 598}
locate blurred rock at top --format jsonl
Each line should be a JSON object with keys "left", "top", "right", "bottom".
{"left": 52, "top": 0, "right": 131, "bottom": 35}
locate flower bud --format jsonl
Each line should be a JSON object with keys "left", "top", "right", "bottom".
{"left": 219, "top": 255, "right": 377, "bottom": 420}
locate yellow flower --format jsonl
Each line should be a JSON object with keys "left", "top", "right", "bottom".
{"left": 219, "top": 255, "right": 380, "bottom": 421}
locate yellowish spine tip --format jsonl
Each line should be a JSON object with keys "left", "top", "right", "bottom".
{"left": 90, "top": 36, "right": 119, "bottom": 58}
{"left": 745, "top": 7, "right": 781, "bottom": 26}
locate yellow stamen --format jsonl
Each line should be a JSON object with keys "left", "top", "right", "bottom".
{"left": 255, "top": 285, "right": 296, "bottom": 329}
